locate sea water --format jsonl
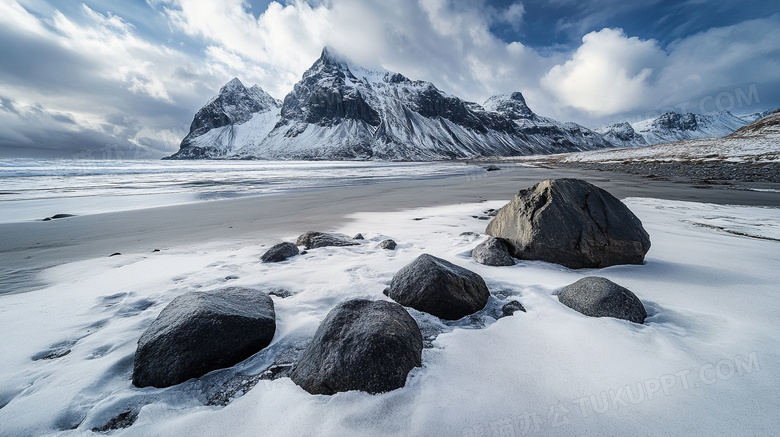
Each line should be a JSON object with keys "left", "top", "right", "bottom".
{"left": 0, "top": 159, "right": 476, "bottom": 223}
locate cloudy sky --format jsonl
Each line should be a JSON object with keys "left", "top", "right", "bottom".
{"left": 1, "top": 0, "right": 778, "bottom": 158}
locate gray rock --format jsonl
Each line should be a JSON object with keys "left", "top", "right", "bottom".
{"left": 260, "top": 242, "right": 299, "bottom": 263}
{"left": 290, "top": 299, "right": 422, "bottom": 395}
{"left": 471, "top": 237, "right": 515, "bottom": 266}
{"left": 485, "top": 165, "right": 501, "bottom": 171}
{"left": 558, "top": 277, "right": 647, "bottom": 324}
{"left": 501, "top": 300, "right": 526, "bottom": 317}
{"left": 132, "top": 287, "right": 276, "bottom": 388}
{"left": 486, "top": 179, "right": 651, "bottom": 269}
{"left": 296, "top": 231, "right": 360, "bottom": 250}
{"left": 384, "top": 254, "right": 490, "bottom": 320}
{"left": 353, "top": 233, "right": 364, "bottom": 240}
{"left": 380, "top": 239, "right": 397, "bottom": 250}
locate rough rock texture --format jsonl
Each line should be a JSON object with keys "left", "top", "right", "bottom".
{"left": 380, "top": 239, "right": 397, "bottom": 250}
{"left": 290, "top": 299, "right": 422, "bottom": 395}
{"left": 132, "top": 287, "right": 276, "bottom": 388}
{"left": 260, "top": 242, "right": 300, "bottom": 263}
{"left": 486, "top": 179, "right": 651, "bottom": 269}
{"left": 501, "top": 300, "right": 526, "bottom": 317}
{"left": 558, "top": 277, "right": 647, "bottom": 324}
{"left": 471, "top": 237, "right": 515, "bottom": 266}
{"left": 296, "top": 231, "right": 360, "bottom": 250}
{"left": 353, "top": 233, "right": 364, "bottom": 240}
{"left": 384, "top": 254, "right": 490, "bottom": 320}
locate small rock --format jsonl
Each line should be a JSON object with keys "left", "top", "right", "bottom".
{"left": 353, "top": 233, "right": 364, "bottom": 240}
{"left": 268, "top": 289, "right": 293, "bottom": 298}
{"left": 460, "top": 232, "right": 479, "bottom": 237}
{"left": 92, "top": 410, "right": 139, "bottom": 432}
{"left": 558, "top": 277, "right": 647, "bottom": 324}
{"left": 260, "top": 242, "right": 299, "bottom": 263}
{"left": 152, "top": 249, "right": 161, "bottom": 253}
{"left": 485, "top": 165, "right": 501, "bottom": 172}
{"left": 501, "top": 300, "right": 526, "bottom": 317}
{"left": 290, "top": 299, "right": 422, "bottom": 395}
{"left": 132, "top": 287, "right": 276, "bottom": 388}
{"left": 296, "top": 231, "right": 359, "bottom": 250}
{"left": 384, "top": 254, "right": 490, "bottom": 320}
{"left": 380, "top": 239, "right": 397, "bottom": 250}
{"left": 484, "top": 209, "right": 499, "bottom": 217}
{"left": 42, "top": 213, "right": 75, "bottom": 221}
{"left": 109, "top": 253, "right": 121, "bottom": 257}
{"left": 471, "top": 237, "right": 515, "bottom": 266}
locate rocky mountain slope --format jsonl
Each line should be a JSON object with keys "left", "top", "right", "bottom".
{"left": 168, "top": 48, "right": 613, "bottom": 160}
{"left": 166, "top": 78, "right": 281, "bottom": 159}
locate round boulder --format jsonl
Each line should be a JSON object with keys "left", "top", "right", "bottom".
{"left": 261, "top": 242, "right": 299, "bottom": 263}
{"left": 471, "top": 237, "right": 515, "bottom": 266}
{"left": 290, "top": 299, "right": 422, "bottom": 395}
{"left": 384, "top": 254, "right": 490, "bottom": 320}
{"left": 485, "top": 179, "right": 651, "bottom": 269}
{"left": 558, "top": 277, "right": 647, "bottom": 324}
{"left": 133, "top": 287, "right": 276, "bottom": 388}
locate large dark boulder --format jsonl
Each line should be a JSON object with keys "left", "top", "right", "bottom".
{"left": 485, "top": 179, "right": 651, "bottom": 269}
{"left": 384, "top": 254, "right": 490, "bottom": 320}
{"left": 558, "top": 277, "right": 646, "bottom": 324}
{"left": 290, "top": 299, "right": 422, "bottom": 395}
{"left": 261, "top": 242, "right": 299, "bottom": 263}
{"left": 132, "top": 287, "right": 276, "bottom": 388}
{"left": 296, "top": 231, "right": 360, "bottom": 250}
{"left": 471, "top": 237, "right": 515, "bottom": 266}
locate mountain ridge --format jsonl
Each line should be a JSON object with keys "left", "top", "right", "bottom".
{"left": 168, "top": 47, "right": 614, "bottom": 161}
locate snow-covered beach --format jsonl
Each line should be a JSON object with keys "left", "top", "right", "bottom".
{"left": 1, "top": 161, "right": 779, "bottom": 436}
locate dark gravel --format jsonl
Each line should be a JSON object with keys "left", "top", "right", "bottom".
{"left": 562, "top": 161, "right": 780, "bottom": 184}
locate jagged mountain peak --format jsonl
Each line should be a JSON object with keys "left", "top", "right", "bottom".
{"left": 220, "top": 77, "right": 245, "bottom": 93}
{"left": 169, "top": 49, "right": 615, "bottom": 160}
{"left": 483, "top": 92, "right": 535, "bottom": 119}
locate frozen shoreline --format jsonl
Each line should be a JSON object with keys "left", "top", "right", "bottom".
{"left": 0, "top": 194, "right": 778, "bottom": 436}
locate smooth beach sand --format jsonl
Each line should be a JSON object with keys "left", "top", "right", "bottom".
{"left": 2, "top": 164, "right": 779, "bottom": 294}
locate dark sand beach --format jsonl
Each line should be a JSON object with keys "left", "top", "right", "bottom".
{"left": 2, "top": 163, "right": 778, "bottom": 294}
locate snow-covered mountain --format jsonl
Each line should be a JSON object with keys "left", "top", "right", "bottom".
{"left": 560, "top": 110, "right": 780, "bottom": 163}
{"left": 166, "top": 78, "right": 281, "bottom": 159}
{"left": 168, "top": 47, "right": 613, "bottom": 160}
{"left": 598, "top": 111, "right": 759, "bottom": 148}
{"left": 595, "top": 122, "right": 647, "bottom": 148}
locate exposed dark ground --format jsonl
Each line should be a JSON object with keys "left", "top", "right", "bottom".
{"left": 552, "top": 161, "right": 780, "bottom": 186}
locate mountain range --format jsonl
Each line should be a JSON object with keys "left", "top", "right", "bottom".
{"left": 562, "top": 109, "right": 780, "bottom": 163}
{"left": 167, "top": 47, "right": 771, "bottom": 160}
{"left": 596, "top": 109, "right": 776, "bottom": 148}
